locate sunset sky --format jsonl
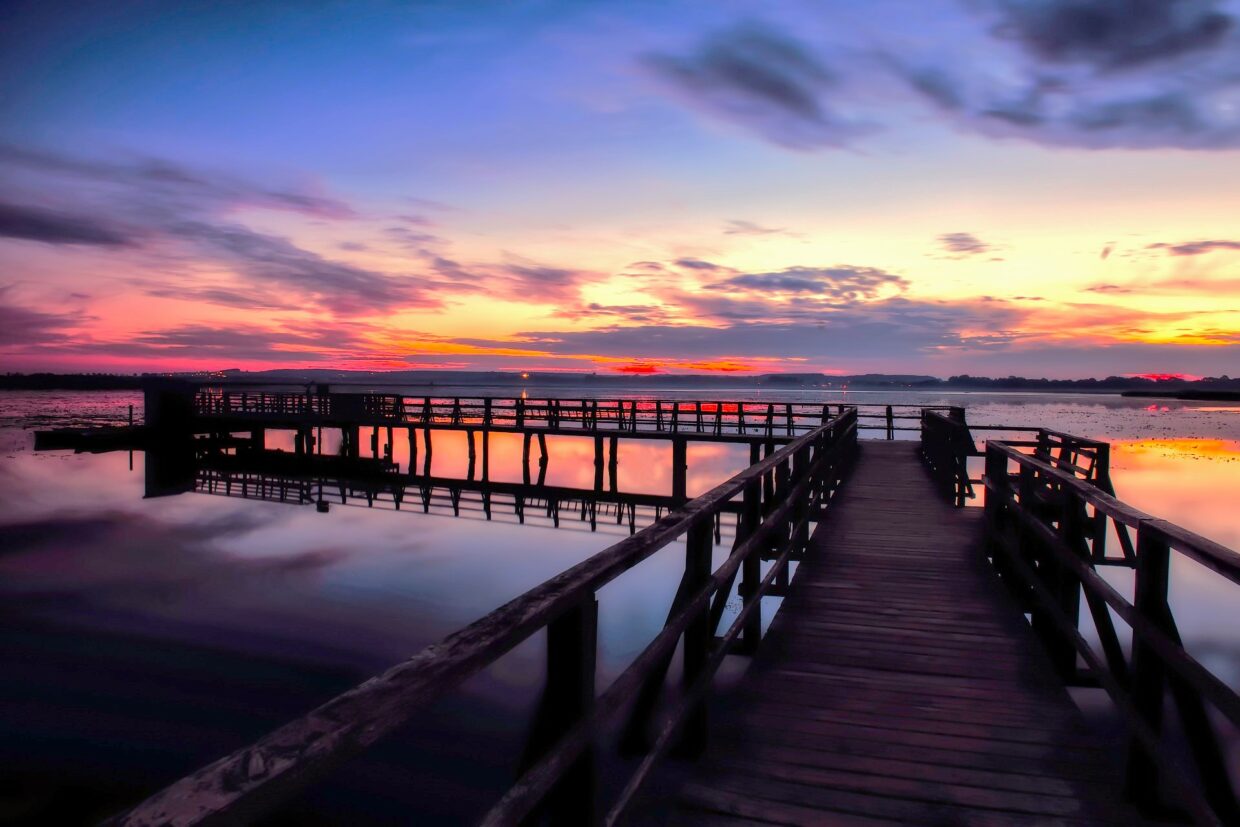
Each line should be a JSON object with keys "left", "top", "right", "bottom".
{"left": 2, "top": 0, "right": 1239, "bottom": 377}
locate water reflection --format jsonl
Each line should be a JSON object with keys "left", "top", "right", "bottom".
{"left": 0, "top": 389, "right": 1237, "bottom": 824}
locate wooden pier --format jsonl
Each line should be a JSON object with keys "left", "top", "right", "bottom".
{"left": 664, "top": 440, "right": 1145, "bottom": 825}
{"left": 48, "top": 395, "right": 1238, "bottom": 827}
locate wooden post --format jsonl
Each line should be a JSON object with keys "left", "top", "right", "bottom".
{"left": 671, "top": 437, "right": 687, "bottom": 503}
{"left": 593, "top": 435, "right": 604, "bottom": 492}
{"left": 762, "top": 441, "right": 775, "bottom": 514}
{"left": 522, "top": 432, "right": 532, "bottom": 485}
{"left": 608, "top": 436, "right": 618, "bottom": 492}
{"left": 252, "top": 428, "right": 265, "bottom": 451}
{"left": 526, "top": 596, "right": 598, "bottom": 824}
{"left": 466, "top": 429, "right": 476, "bottom": 480}
{"left": 422, "top": 427, "right": 432, "bottom": 474}
{"left": 791, "top": 445, "right": 810, "bottom": 553}
{"left": 1048, "top": 486, "right": 1084, "bottom": 680}
{"left": 537, "top": 433, "right": 549, "bottom": 486}
{"left": 677, "top": 519, "right": 713, "bottom": 757}
{"left": 740, "top": 478, "right": 763, "bottom": 654}
{"left": 481, "top": 429, "right": 490, "bottom": 482}
{"left": 408, "top": 427, "right": 418, "bottom": 475}
{"left": 1125, "top": 524, "right": 1170, "bottom": 810}
{"left": 886, "top": 405, "right": 894, "bottom": 440}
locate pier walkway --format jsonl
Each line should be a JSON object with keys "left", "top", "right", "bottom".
{"left": 666, "top": 440, "right": 1143, "bottom": 826}
{"left": 77, "top": 395, "right": 1238, "bottom": 826}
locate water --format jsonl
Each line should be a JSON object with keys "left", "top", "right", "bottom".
{"left": 1, "top": 388, "right": 1237, "bottom": 824}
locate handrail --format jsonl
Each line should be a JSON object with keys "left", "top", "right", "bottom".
{"left": 983, "top": 440, "right": 1240, "bottom": 825}
{"left": 919, "top": 407, "right": 976, "bottom": 506}
{"left": 189, "top": 389, "right": 960, "bottom": 440}
{"left": 107, "top": 409, "right": 859, "bottom": 826}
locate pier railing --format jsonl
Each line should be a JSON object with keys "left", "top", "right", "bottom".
{"left": 920, "top": 409, "right": 1113, "bottom": 507}
{"left": 192, "top": 387, "right": 953, "bottom": 442}
{"left": 984, "top": 442, "right": 1240, "bottom": 825}
{"left": 194, "top": 390, "right": 840, "bottom": 439}
{"left": 194, "top": 457, "right": 737, "bottom": 535}
{"left": 108, "top": 408, "right": 859, "bottom": 826}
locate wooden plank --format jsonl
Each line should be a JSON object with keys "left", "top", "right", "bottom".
{"left": 658, "top": 440, "right": 1145, "bottom": 826}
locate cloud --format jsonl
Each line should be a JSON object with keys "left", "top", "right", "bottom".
{"left": 0, "top": 144, "right": 353, "bottom": 220}
{"left": 164, "top": 221, "right": 437, "bottom": 314}
{"left": 136, "top": 281, "right": 296, "bottom": 311}
{"left": 990, "top": 0, "right": 1233, "bottom": 69}
{"left": 76, "top": 322, "right": 375, "bottom": 362}
{"left": 724, "top": 219, "right": 784, "bottom": 236}
{"left": 503, "top": 301, "right": 1023, "bottom": 362}
{"left": 0, "top": 201, "right": 134, "bottom": 247}
{"left": 707, "top": 265, "right": 908, "bottom": 301}
{"left": 0, "top": 145, "right": 438, "bottom": 315}
{"left": 674, "top": 257, "right": 725, "bottom": 271}
{"left": 644, "top": 21, "right": 872, "bottom": 149}
{"left": 895, "top": 1, "right": 1240, "bottom": 149}
{"left": 639, "top": 7, "right": 1240, "bottom": 152}
{"left": 0, "top": 286, "right": 83, "bottom": 347}
{"left": 500, "top": 264, "right": 595, "bottom": 302}
{"left": 1148, "top": 239, "right": 1240, "bottom": 256}
{"left": 1085, "top": 283, "right": 1133, "bottom": 294}
{"left": 938, "top": 232, "right": 993, "bottom": 256}
{"left": 560, "top": 303, "right": 672, "bottom": 324}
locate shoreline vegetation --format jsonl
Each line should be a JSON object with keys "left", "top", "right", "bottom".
{"left": 2, "top": 370, "right": 1238, "bottom": 395}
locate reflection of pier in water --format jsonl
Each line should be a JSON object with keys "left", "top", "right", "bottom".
{"left": 37, "top": 383, "right": 1240, "bottom": 826}
{"left": 189, "top": 446, "right": 739, "bottom": 536}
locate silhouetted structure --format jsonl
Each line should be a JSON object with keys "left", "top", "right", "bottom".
{"left": 32, "top": 388, "right": 1238, "bottom": 826}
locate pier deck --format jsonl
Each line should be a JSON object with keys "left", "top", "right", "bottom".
{"left": 667, "top": 440, "right": 1143, "bottom": 826}
{"left": 93, "top": 401, "right": 1239, "bottom": 826}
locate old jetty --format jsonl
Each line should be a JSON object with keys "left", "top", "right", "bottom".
{"left": 57, "top": 382, "right": 1237, "bottom": 826}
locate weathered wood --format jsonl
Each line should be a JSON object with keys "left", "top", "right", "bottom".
{"left": 108, "top": 415, "right": 856, "bottom": 827}
{"left": 661, "top": 441, "right": 1146, "bottom": 827}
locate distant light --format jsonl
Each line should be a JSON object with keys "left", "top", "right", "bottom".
{"left": 521, "top": 372, "right": 530, "bottom": 379}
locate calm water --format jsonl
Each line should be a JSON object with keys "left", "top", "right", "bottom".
{"left": 1, "top": 388, "right": 1237, "bottom": 824}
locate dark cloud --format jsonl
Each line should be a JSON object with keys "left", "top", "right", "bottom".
{"left": 674, "top": 257, "right": 725, "bottom": 271}
{"left": 0, "top": 144, "right": 353, "bottom": 219}
{"left": 0, "top": 201, "right": 134, "bottom": 247}
{"left": 991, "top": 0, "right": 1233, "bottom": 69}
{"left": 1085, "top": 283, "right": 1133, "bottom": 294}
{"left": 561, "top": 303, "right": 672, "bottom": 324}
{"left": 0, "top": 286, "right": 82, "bottom": 347}
{"left": 503, "top": 265, "right": 592, "bottom": 301}
{"left": 72, "top": 322, "right": 373, "bottom": 362}
{"left": 1100, "top": 243, "right": 1114, "bottom": 260}
{"left": 0, "top": 145, "right": 437, "bottom": 315}
{"left": 644, "top": 22, "right": 870, "bottom": 149}
{"left": 938, "top": 232, "right": 991, "bottom": 255}
{"left": 383, "top": 224, "right": 442, "bottom": 250}
{"left": 707, "top": 266, "right": 908, "bottom": 301}
{"left": 166, "top": 221, "right": 437, "bottom": 314}
{"left": 1148, "top": 239, "right": 1240, "bottom": 255}
{"left": 138, "top": 282, "right": 296, "bottom": 311}
{"left": 504, "top": 297, "right": 1027, "bottom": 362}
{"left": 724, "top": 219, "right": 784, "bottom": 236}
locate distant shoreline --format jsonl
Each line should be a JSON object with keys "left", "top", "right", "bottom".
{"left": 3, "top": 371, "right": 1237, "bottom": 395}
